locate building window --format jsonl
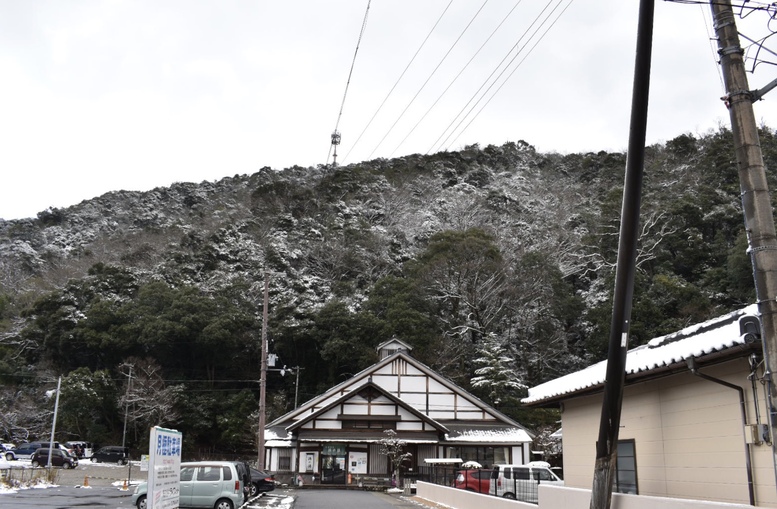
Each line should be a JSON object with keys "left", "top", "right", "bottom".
{"left": 278, "top": 449, "right": 292, "bottom": 471}
{"left": 615, "top": 440, "right": 638, "bottom": 494}
{"left": 445, "top": 446, "right": 508, "bottom": 468}
{"left": 342, "top": 420, "right": 393, "bottom": 430}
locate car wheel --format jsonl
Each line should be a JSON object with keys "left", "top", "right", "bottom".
{"left": 503, "top": 493, "right": 516, "bottom": 499}
{"left": 136, "top": 494, "right": 147, "bottom": 509}
{"left": 118, "top": 458, "right": 127, "bottom": 465}
{"left": 4, "top": 453, "right": 13, "bottom": 461}
{"left": 249, "top": 483, "right": 258, "bottom": 497}
{"left": 91, "top": 457, "right": 98, "bottom": 463}
{"left": 31, "top": 460, "right": 40, "bottom": 467}
{"left": 63, "top": 462, "right": 72, "bottom": 469}
{"left": 214, "top": 498, "right": 234, "bottom": 509}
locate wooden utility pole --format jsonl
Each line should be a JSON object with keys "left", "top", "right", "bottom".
{"left": 711, "top": 0, "right": 777, "bottom": 490}
{"left": 258, "top": 273, "right": 269, "bottom": 470}
{"left": 590, "top": 1, "right": 654, "bottom": 508}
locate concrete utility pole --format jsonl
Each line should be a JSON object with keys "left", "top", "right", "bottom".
{"left": 710, "top": 0, "right": 777, "bottom": 490}
{"left": 47, "top": 376, "right": 62, "bottom": 471}
{"left": 258, "top": 272, "right": 269, "bottom": 470}
{"left": 590, "top": 1, "right": 654, "bottom": 508}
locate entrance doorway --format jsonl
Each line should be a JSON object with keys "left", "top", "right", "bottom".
{"left": 321, "top": 443, "right": 346, "bottom": 484}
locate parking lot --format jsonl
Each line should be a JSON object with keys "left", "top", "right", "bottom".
{"left": 1, "top": 460, "right": 436, "bottom": 509}
{"left": 0, "top": 459, "right": 293, "bottom": 508}
{"left": 2, "top": 458, "right": 139, "bottom": 488}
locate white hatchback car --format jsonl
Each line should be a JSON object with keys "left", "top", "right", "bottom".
{"left": 132, "top": 461, "right": 245, "bottom": 509}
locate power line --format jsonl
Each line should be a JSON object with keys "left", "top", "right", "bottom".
{"left": 366, "top": 0, "right": 492, "bottom": 160}
{"left": 428, "top": 0, "right": 562, "bottom": 154}
{"left": 327, "top": 0, "right": 372, "bottom": 166}
{"left": 341, "top": 0, "right": 455, "bottom": 164}
{"left": 444, "top": 0, "right": 573, "bottom": 151}
{"left": 389, "top": 0, "right": 525, "bottom": 158}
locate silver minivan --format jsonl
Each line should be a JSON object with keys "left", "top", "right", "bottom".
{"left": 490, "top": 462, "right": 564, "bottom": 503}
{"left": 132, "top": 461, "right": 245, "bottom": 509}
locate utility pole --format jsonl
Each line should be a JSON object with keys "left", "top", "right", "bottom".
{"left": 590, "top": 1, "right": 654, "bottom": 508}
{"left": 47, "top": 376, "right": 62, "bottom": 471}
{"left": 258, "top": 272, "right": 269, "bottom": 470}
{"left": 710, "top": 0, "right": 777, "bottom": 490}
{"left": 122, "top": 364, "right": 133, "bottom": 449}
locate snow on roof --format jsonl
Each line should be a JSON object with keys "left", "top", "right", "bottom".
{"left": 265, "top": 440, "right": 292, "bottom": 447}
{"left": 522, "top": 304, "right": 759, "bottom": 405}
{"left": 444, "top": 427, "right": 532, "bottom": 444}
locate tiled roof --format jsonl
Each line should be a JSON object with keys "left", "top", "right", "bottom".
{"left": 522, "top": 304, "right": 760, "bottom": 405}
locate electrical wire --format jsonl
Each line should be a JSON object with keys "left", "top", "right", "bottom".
{"left": 388, "top": 0, "right": 525, "bottom": 158}
{"left": 428, "top": 0, "right": 562, "bottom": 154}
{"left": 444, "top": 0, "right": 573, "bottom": 151}
{"left": 326, "top": 0, "right": 372, "bottom": 166}
{"left": 699, "top": 1, "right": 727, "bottom": 92}
{"left": 341, "top": 0, "right": 455, "bottom": 164}
{"left": 366, "top": 0, "right": 492, "bottom": 160}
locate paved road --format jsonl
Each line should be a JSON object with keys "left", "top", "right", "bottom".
{"left": 291, "top": 489, "right": 426, "bottom": 509}
{"left": 1, "top": 470, "right": 431, "bottom": 509}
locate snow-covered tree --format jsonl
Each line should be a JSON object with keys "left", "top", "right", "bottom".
{"left": 379, "top": 429, "right": 412, "bottom": 486}
{"left": 471, "top": 333, "right": 526, "bottom": 407}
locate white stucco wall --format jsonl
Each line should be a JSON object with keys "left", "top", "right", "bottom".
{"left": 415, "top": 483, "right": 755, "bottom": 509}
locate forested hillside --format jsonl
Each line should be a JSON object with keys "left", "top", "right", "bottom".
{"left": 1, "top": 127, "right": 774, "bottom": 455}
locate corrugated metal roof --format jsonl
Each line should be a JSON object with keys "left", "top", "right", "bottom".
{"left": 522, "top": 304, "right": 759, "bottom": 405}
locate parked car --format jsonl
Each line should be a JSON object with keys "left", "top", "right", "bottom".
{"left": 454, "top": 468, "right": 492, "bottom": 494}
{"left": 30, "top": 448, "right": 78, "bottom": 468}
{"left": 247, "top": 466, "right": 276, "bottom": 496}
{"left": 5, "top": 441, "right": 64, "bottom": 461}
{"left": 490, "top": 462, "right": 564, "bottom": 503}
{"left": 65, "top": 440, "right": 93, "bottom": 458}
{"left": 131, "top": 461, "right": 245, "bottom": 509}
{"left": 91, "top": 446, "right": 129, "bottom": 464}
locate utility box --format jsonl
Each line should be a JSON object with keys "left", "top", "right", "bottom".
{"left": 745, "top": 424, "right": 771, "bottom": 444}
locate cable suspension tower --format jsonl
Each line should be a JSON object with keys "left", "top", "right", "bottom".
{"left": 327, "top": 0, "right": 371, "bottom": 167}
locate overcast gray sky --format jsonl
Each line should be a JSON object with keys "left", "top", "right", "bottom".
{"left": 2, "top": 0, "right": 776, "bottom": 220}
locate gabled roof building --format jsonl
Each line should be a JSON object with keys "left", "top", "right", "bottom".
{"left": 523, "top": 304, "right": 777, "bottom": 507}
{"left": 264, "top": 338, "right": 533, "bottom": 485}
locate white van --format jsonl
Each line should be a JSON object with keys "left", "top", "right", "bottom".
{"left": 490, "top": 462, "right": 564, "bottom": 503}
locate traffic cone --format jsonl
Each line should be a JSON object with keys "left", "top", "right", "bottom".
{"left": 84, "top": 476, "right": 89, "bottom": 488}
{"left": 122, "top": 479, "right": 128, "bottom": 491}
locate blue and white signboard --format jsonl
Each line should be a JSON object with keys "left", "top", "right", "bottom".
{"left": 147, "top": 426, "right": 182, "bottom": 509}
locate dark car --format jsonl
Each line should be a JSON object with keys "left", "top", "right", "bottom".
{"left": 31, "top": 448, "right": 78, "bottom": 468}
{"left": 454, "top": 468, "right": 492, "bottom": 494}
{"left": 247, "top": 466, "right": 276, "bottom": 496}
{"left": 90, "top": 446, "right": 129, "bottom": 464}
{"left": 5, "top": 441, "right": 63, "bottom": 461}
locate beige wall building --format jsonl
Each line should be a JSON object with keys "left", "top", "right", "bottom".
{"left": 524, "top": 304, "right": 777, "bottom": 507}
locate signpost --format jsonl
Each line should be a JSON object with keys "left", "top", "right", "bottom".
{"left": 147, "top": 426, "right": 182, "bottom": 509}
